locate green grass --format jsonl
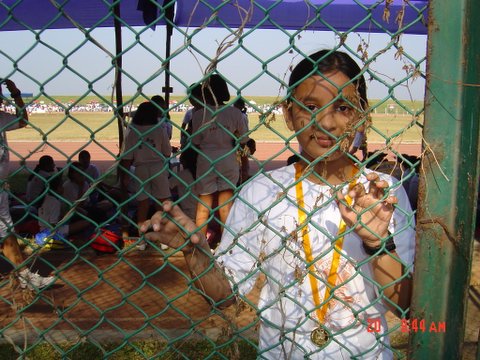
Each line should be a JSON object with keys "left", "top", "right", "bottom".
{"left": 0, "top": 339, "right": 258, "bottom": 360}
{"left": 19, "top": 94, "right": 424, "bottom": 143}
{"left": 9, "top": 111, "right": 423, "bottom": 144}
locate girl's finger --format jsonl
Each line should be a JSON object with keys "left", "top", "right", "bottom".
{"left": 384, "top": 195, "right": 398, "bottom": 205}
{"left": 139, "top": 219, "right": 152, "bottom": 234}
{"left": 336, "top": 190, "right": 356, "bottom": 226}
{"left": 366, "top": 173, "right": 381, "bottom": 197}
{"left": 349, "top": 183, "right": 366, "bottom": 199}
{"left": 162, "top": 200, "right": 174, "bottom": 213}
{"left": 150, "top": 211, "right": 166, "bottom": 232}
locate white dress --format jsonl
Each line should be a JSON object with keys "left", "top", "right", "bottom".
{"left": 26, "top": 169, "right": 56, "bottom": 204}
{"left": 216, "top": 164, "right": 415, "bottom": 359}
{"left": 38, "top": 194, "right": 69, "bottom": 235}
{"left": 191, "top": 105, "right": 248, "bottom": 194}
{"left": 122, "top": 123, "right": 172, "bottom": 201}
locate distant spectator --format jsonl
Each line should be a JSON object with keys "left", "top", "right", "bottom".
{"left": 151, "top": 95, "right": 172, "bottom": 140}
{"left": 78, "top": 150, "right": 100, "bottom": 184}
{"left": 191, "top": 74, "right": 248, "bottom": 237}
{"left": 180, "top": 84, "right": 203, "bottom": 149}
{"left": 25, "top": 155, "right": 57, "bottom": 206}
{"left": 37, "top": 175, "right": 91, "bottom": 242}
{"left": 233, "top": 98, "right": 256, "bottom": 183}
{"left": 120, "top": 101, "right": 172, "bottom": 250}
{"left": 63, "top": 162, "right": 90, "bottom": 206}
{"left": 63, "top": 162, "right": 113, "bottom": 225}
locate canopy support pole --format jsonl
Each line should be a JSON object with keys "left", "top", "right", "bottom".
{"left": 113, "top": 2, "right": 124, "bottom": 150}
{"left": 162, "top": 0, "right": 174, "bottom": 105}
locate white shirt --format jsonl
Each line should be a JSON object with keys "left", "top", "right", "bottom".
{"left": 84, "top": 164, "right": 100, "bottom": 183}
{"left": 216, "top": 164, "right": 415, "bottom": 359}
{"left": 26, "top": 169, "right": 56, "bottom": 204}
{"left": 63, "top": 179, "right": 89, "bottom": 205}
{"left": 38, "top": 194, "right": 61, "bottom": 229}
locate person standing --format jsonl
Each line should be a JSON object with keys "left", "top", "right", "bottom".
{"left": 233, "top": 97, "right": 256, "bottom": 183}
{"left": 190, "top": 74, "right": 248, "bottom": 237}
{"left": 0, "top": 79, "right": 55, "bottom": 289}
{"left": 120, "top": 101, "right": 172, "bottom": 250}
{"left": 151, "top": 95, "right": 173, "bottom": 141}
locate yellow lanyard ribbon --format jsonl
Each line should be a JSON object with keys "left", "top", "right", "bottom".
{"left": 294, "top": 163, "right": 358, "bottom": 324}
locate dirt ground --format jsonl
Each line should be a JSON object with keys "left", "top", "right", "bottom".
{"left": 1, "top": 239, "right": 477, "bottom": 358}
{"left": 2, "top": 140, "right": 478, "bottom": 358}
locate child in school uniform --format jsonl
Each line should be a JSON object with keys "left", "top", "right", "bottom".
{"left": 36, "top": 175, "right": 91, "bottom": 247}
{"left": 190, "top": 74, "right": 248, "bottom": 235}
{"left": 141, "top": 49, "right": 415, "bottom": 359}
{"left": 120, "top": 101, "right": 172, "bottom": 250}
{"left": 25, "top": 155, "right": 57, "bottom": 207}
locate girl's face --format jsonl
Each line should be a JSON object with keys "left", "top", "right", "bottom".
{"left": 283, "top": 70, "right": 363, "bottom": 163}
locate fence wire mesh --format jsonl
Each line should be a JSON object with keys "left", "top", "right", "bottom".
{"left": 0, "top": 0, "right": 452, "bottom": 359}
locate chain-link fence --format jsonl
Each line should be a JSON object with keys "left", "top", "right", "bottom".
{"left": 0, "top": 0, "right": 478, "bottom": 359}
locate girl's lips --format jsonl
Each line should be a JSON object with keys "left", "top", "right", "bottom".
{"left": 311, "top": 133, "right": 335, "bottom": 147}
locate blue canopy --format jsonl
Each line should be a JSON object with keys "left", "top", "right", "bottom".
{"left": 0, "top": 0, "right": 428, "bottom": 34}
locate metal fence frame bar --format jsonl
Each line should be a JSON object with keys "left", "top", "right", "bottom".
{"left": 410, "top": 0, "right": 480, "bottom": 358}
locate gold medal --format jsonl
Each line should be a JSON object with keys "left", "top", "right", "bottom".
{"left": 310, "top": 327, "right": 330, "bottom": 348}
{"left": 296, "top": 164, "right": 358, "bottom": 350}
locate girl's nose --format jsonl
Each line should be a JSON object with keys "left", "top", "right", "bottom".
{"left": 313, "top": 108, "right": 336, "bottom": 134}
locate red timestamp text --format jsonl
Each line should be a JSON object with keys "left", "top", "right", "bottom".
{"left": 400, "top": 318, "right": 446, "bottom": 333}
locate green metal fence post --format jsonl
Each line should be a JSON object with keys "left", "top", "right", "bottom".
{"left": 410, "top": 0, "right": 480, "bottom": 358}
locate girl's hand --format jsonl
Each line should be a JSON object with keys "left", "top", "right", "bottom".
{"left": 336, "top": 173, "right": 397, "bottom": 247}
{"left": 139, "top": 201, "right": 201, "bottom": 250}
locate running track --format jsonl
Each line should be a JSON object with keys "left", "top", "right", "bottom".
{"left": 9, "top": 140, "right": 422, "bottom": 173}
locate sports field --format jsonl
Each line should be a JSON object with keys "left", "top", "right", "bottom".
{"left": 9, "top": 111, "right": 423, "bottom": 144}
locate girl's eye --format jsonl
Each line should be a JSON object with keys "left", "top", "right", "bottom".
{"left": 305, "top": 104, "right": 319, "bottom": 112}
{"left": 336, "top": 104, "right": 352, "bottom": 113}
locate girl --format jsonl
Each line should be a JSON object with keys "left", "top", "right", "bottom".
{"left": 141, "top": 49, "right": 415, "bottom": 359}
{"left": 120, "top": 101, "right": 172, "bottom": 250}
{"left": 190, "top": 74, "right": 248, "bottom": 236}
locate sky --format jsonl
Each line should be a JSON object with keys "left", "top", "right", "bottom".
{"left": 0, "top": 25, "right": 427, "bottom": 102}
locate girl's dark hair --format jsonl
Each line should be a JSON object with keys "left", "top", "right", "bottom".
{"left": 132, "top": 102, "right": 159, "bottom": 125}
{"left": 151, "top": 95, "right": 167, "bottom": 109}
{"left": 188, "top": 83, "right": 203, "bottom": 108}
{"left": 288, "top": 49, "right": 368, "bottom": 110}
{"left": 179, "top": 148, "right": 197, "bottom": 179}
{"left": 203, "top": 74, "right": 230, "bottom": 105}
